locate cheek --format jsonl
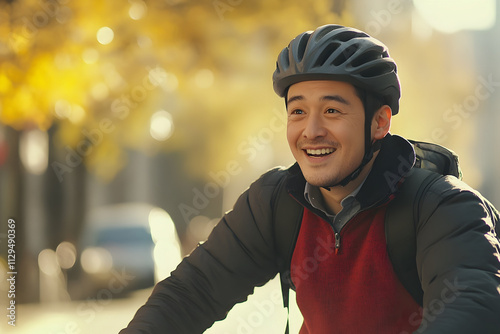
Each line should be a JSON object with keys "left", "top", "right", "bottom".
{"left": 336, "top": 121, "right": 364, "bottom": 152}
{"left": 350, "top": 128, "right": 367, "bottom": 158}
{"left": 286, "top": 123, "right": 298, "bottom": 147}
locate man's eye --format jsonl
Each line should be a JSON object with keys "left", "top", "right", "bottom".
{"left": 326, "top": 108, "right": 340, "bottom": 114}
{"left": 290, "top": 109, "right": 304, "bottom": 115}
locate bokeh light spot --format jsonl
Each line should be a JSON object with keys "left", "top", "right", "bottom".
{"left": 81, "top": 247, "right": 113, "bottom": 274}
{"left": 129, "top": 1, "right": 147, "bottom": 20}
{"left": 38, "top": 249, "right": 60, "bottom": 276}
{"left": 150, "top": 110, "right": 174, "bottom": 141}
{"left": 19, "top": 129, "right": 48, "bottom": 175}
{"left": 82, "top": 48, "right": 99, "bottom": 64}
{"left": 56, "top": 241, "right": 77, "bottom": 270}
{"left": 97, "top": 27, "right": 114, "bottom": 45}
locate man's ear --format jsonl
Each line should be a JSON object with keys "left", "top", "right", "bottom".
{"left": 372, "top": 105, "right": 392, "bottom": 140}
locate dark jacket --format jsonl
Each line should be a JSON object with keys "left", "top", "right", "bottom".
{"left": 121, "top": 134, "right": 500, "bottom": 334}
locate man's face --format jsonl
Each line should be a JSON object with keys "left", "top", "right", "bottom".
{"left": 286, "top": 80, "right": 366, "bottom": 187}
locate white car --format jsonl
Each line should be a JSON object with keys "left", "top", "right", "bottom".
{"left": 77, "top": 202, "right": 182, "bottom": 297}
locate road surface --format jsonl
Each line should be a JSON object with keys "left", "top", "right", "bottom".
{"left": 1, "top": 276, "right": 303, "bottom": 333}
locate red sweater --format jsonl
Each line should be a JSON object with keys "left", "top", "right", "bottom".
{"left": 291, "top": 207, "right": 422, "bottom": 334}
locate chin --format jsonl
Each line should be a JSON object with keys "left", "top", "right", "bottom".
{"left": 303, "top": 173, "right": 338, "bottom": 188}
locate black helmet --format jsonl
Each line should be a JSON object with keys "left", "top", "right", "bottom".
{"left": 272, "top": 24, "right": 400, "bottom": 115}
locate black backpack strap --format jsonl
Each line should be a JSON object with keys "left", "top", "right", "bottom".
{"left": 272, "top": 175, "right": 304, "bottom": 334}
{"left": 385, "top": 168, "right": 442, "bottom": 306}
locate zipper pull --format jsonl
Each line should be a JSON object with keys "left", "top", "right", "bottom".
{"left": 335, "top": 233, "right": 341, "bottom": 254}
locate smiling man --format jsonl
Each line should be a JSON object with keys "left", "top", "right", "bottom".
{"left": 286, "top": 80, "right": 391, "bottom": 214}
{"left": 121, "top": 25, "right": 500, "bottom": 334}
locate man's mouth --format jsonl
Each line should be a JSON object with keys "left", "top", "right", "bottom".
{"left": 304, "top": 147, "right": 336, "bottom": 157}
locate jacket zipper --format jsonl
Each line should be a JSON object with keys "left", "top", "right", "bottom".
{"left": 330, "top": 200, "right": 388, "bottom": 254}
{"left": 334, "top": 232, "right": 341, "bottom": 254}
{"left": 302, "top": 191, "right": 391, "bottom": 254}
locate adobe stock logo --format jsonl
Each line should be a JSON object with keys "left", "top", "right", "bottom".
{"left": 364, "top": 0, "right": 410, "bottom": 36}
{"left": 283, "top": 234, "right": 336, "bottom": 289}
{"left": 431, "top": 74, "right": 500, "bottom": 143}
{"left": 8, "top": 0, "right": 71, "bottom": 52}
{"left": 227, "top": 288, "right": 283, "bottom": 334}
{"left": 213, "top": 0, "right": 243, "bottom": 21}
{"left": 178, "top": 108, "right": 286, "bottom": 224}
{"left": 399, "top": 277, "right": 466, "bottom": 334}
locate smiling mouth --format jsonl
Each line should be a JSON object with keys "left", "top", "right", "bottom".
{"left": 304, "top": 147, "right": 336, "bottom": 157}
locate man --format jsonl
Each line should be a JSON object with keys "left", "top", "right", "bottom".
{"left": 121, "top": 24, "right": 500, "bottom": 333}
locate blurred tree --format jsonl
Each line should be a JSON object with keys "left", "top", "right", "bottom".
{"left": 1, "top": 0, "right": 481, "bottom": 182}
{"left": 0, "top": 0, "right": 351, "bottom": 181}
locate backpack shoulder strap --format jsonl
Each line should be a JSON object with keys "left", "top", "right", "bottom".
{"left": 272, "top": 174, "right": 304, "bottom": 334}
{"left": 273, "top": 177, "right": 304, "bottom": 279}
{"left": 385, "top": 168, "right": 441, "bottom": 306}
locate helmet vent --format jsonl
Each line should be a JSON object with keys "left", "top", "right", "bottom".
{"left": 314, "top": 25, "right": 339, "bottom": 42}
{"left": 314, "top": 42, "right": 339, "bottom": 67}
{"left": 275, "top": 61, "right": 281, "bottom": 74}
{"left": 332, "top": 44, "right": 358, "bottom": 66}
{"left": 296, "top": 34, "right": 310, "bottom": 62}
{"left": 335, "top": 30, "right": 364, "bottom": 42}
{"left": 278, "top": 48, "right": 290, "bottom": 71}
{"left": 360, "top": 62, "right": 394, "bottom": 78}
{"left": 351, "top": 50, "right": 382, "bottom": 67}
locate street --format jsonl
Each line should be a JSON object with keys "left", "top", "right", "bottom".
{"left": 1, "top": 276, "right": 303, "bottom": 334}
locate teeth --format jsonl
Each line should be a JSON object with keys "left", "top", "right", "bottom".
{"left": 306, "top": 148, "right": 335, "bottom": 156}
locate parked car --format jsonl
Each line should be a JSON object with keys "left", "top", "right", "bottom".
{"left": 76, "top": 202, "right": 182, "bottom": 298}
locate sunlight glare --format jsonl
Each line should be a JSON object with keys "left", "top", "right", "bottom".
{"left": 414, "top": 0, "right": 496, "bottom": 34}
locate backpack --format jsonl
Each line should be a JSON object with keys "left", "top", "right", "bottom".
{"left": 272, "top": 140, "right": 475, "bottom": 334}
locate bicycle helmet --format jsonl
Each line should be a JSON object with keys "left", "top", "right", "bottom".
{"left": 273, "top": 25, "right": 401, "bottom": 187}
{"left": 273, "top": 24, "right": 400, "bottom": 115}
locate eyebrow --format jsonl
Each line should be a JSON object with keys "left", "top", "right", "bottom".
{"left": 286, "top": 94, "right": 351, "bottom": 106}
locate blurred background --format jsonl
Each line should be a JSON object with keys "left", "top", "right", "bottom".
{"left": 0, "top": 0, "right": 499, "bottom": 333}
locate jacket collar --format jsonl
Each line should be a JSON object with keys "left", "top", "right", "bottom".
{"left": 285, "top": 134, "right": 416, "bottom": 210}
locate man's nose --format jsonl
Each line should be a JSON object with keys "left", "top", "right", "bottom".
{"left": 303, "top": 114, "right": 327, "bottom": 139}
